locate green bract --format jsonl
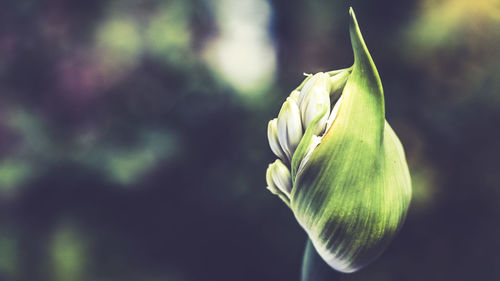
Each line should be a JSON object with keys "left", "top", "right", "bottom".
{"left": 266, "top": 8, "right": 411, "bottom": 273}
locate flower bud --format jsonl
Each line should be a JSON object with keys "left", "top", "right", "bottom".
{"left": 277, "top": 97, "right": 303, "bottom": 162}
{"left": 266, "top": 159, "right": 292, "bottom": 204}
{"left": 328, "top": 69, "right": 351, "bottom": 105}
{"left": 267, "top": 118, "right": 287, "bottom": 161}
{"left": 298, "top": 73, "right": 327, "bottom": 106}
{"left": 289, "top": 90, "right": 300, "bottom": 103}
{"left": 266, "top": 8, "right": 411, "bottom": 274}
{"left": 298, "top": 73, "right": 331, "bottom": 136}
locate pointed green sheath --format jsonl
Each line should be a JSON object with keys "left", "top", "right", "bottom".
{"left": 289, "top": 8, "right": 411, "bottom": 273}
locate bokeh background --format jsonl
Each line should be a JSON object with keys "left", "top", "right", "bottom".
{"left": 0, "top": 0, "right": 499, "bottom": 280}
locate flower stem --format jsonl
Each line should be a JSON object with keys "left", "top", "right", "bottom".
{"left": 301, "top": 239, "right": 343, "bottom": 281}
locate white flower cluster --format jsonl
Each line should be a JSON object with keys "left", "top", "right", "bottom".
{"left": 266, "top": 71, "right": 348, "bottom": 204}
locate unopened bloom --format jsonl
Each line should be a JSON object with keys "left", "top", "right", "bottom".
{"left": 265, "top": 8, "right": 411, "bottom": 273}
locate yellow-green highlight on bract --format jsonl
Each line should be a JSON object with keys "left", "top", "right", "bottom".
{"left": 266, "top": 8, "right": 411, "bottom": 273}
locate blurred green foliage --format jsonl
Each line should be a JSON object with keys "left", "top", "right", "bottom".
{"left": 0, "top": 0, "right": 499, "bottom": 280}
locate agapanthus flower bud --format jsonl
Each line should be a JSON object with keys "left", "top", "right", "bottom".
{"left": 328, "top": 69, "right": 351, "bottom": 104}
{"left": 289, "top": 90, "right": 301, "bottom": 103}
{"left": 265, "top": 8, "right": 411, "bottom": 273}
{"left": 266, "top": 159, "right": 292, "bottom": 204}
{"left": 298, "top": 73, "right": 331, "bottom": 136}
{"left": 277, "top": 97, "right": 303, "bottom": 162}
{"left": 267, "top": 118, "right": 287, "bottom": 161}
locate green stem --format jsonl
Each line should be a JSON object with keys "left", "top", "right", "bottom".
{"left": 301, "top": 239, "right": 343, "bottom": 281}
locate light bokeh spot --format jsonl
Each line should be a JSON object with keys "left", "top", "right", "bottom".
{"left": 0, "top": 159, "right": 31, "bottom": 194}
{"left": 96, "top": 17, "right": 142, "bottom": 65}
{"left": 0, "top": 234, "right": 18, "bottom": 278}
{"left": 146, "top": 1, "right": 193, "bottom": 67}
{"left": 51, "top": 224, "right": 87, "bottom": 281}
{"left": 203, "top": 0, "right": 276, "bottom": 96}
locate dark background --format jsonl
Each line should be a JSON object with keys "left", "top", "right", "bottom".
{"left": 0, "top": 0, "right": 499, "bottom": 280}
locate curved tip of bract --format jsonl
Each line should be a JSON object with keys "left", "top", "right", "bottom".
{"left": 349, "top": 7, "right": 382, "bottom": 94}
{"left": 349, "top": 8, "right": 361, "bottom": 50}
{"left": 349, "top": 7, "right": 355, "bottom": 18}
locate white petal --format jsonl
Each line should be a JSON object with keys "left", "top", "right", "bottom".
{"left": 267, "top": 119, "right": 287, "bottom": 161}
{"left": 277, "top": 97, "right": 303, "bottom": 162}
